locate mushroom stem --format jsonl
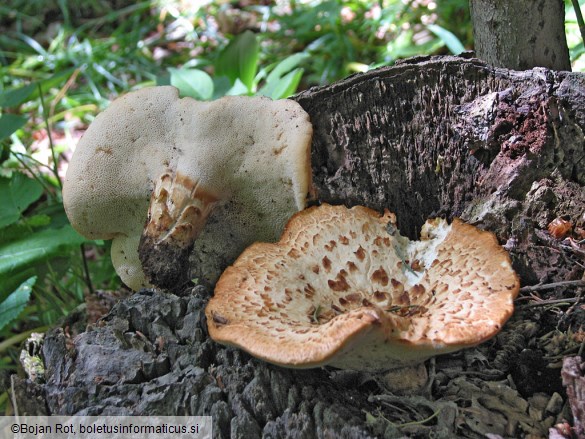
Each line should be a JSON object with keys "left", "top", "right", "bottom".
{"left": 139, "top": 172, "right": 219, "bottom": 292}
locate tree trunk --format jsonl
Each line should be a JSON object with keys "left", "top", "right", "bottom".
{"left": 15, "top": 56, "right": 585, "bottom": 438}
{"left": 469, "top": 0, "right": 571, "bottom": 71}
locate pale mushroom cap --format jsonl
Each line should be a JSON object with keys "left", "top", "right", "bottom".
{"left": 63, "top": 86, "right": 312, "bottom": 289}
{"left": 206, "top": 204, "right": 520, "bottom": 371}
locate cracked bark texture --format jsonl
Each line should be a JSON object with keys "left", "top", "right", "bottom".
{"left": 15, "top": 56, "right": 585, "bottom": 438}
{"left": 469, "top": 0, "right": 571, "bottom": 71}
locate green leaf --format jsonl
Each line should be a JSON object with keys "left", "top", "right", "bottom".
{"left": 169, "top": 68, "right": 214, "bottom": 101}
{"left": 0, "top": 276, "right": 35, "bottom": 331}
{"left": 212, "top": 76, "right": 233, "bottom": 100}
{"left": 268, "top": 68, "right": 305, "bottom": 99}
{"left": 156, "top": 73, "right": 171, "bottom": 86}
{"left": 427, "top": 24, "right": 465, "bottom": 55}
{"left": 0, "top": 84, "right": 36, "bottom": 108}
{"left": 0, "top": 114, "right": 27, "bottom": 140}
{"left": 24, "top": 214, "right": 51, "bottom": 228}
{"left": 0, "top": 67, "right": 76, "bottom": 108}
{"left": 225, "top": 78, "right": 251, "bottom": 96}
{"left": 266, "top": 53, "right": 309, "bottom": 83}
{"left": 0, "top": 224, "right": 87, "bottom": 280}
{"left": 216, "top": 31, "right": 259, "bottom": 92}
{"left": 259, "top": 53, "right": 309, "bottom": 98}
{"left": 0, "top": 173, "right": 44, "bottom": 228}
{"left": 1, "top": 215, "right": 52, "bottom": 245}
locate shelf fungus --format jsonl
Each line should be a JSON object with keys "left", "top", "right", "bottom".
{"left": 206, "top": 204, "right": 520, "bottom": 371}
{"left": 63, "top": 86, "right": 312, "bottom": 291}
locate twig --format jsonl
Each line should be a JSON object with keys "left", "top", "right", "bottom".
{"left": 518, "top": 297, "right": 580, "bottom": 309}
{"left": 80, "top": 243, "right": 95, "bottom": 296}
{"left": 567, "top": 290, "right": 584, "bottom": 319}
{"left": 50, "top": 68, "right": 81, "bottom": 117}
{"left": 572, "top": 0, "right": 585, "bottom": 46}
{"left": 519, "top": 280, "right": 585, "bottom": 293}
{"left": 38, "top": 83, "right": 62, "bottom": 190}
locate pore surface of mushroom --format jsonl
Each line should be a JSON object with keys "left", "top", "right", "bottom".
{"left": 63, "top": 86, "right": 312, "bottom": 291}
{"left": 206, "top": 204, "right": 520, "bottom": 371}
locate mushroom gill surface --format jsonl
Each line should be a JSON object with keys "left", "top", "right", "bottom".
{"left": 206, "top": 204, "right": 520, "bottom": 371}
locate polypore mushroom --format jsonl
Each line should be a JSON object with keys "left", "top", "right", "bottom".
{"left": 63, "top": 86, "right": 312, "bottom": 291}
{"left": 206, "top": 204, "right": 520, "bottom": 371}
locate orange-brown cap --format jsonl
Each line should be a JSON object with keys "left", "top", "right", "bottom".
{"left": 206, "top": 204, "right": 520, "bottom": 371}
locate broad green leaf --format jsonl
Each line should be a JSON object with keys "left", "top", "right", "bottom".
{"left": 225, "top": 78, "right": 251, "bottom": 96}
{"left": 212, "top": 76, "right": 233, "bottom": 100}
{"left": 216, "top": 31, "right": 259, "bottom": 92}
{"left": 32, "top": 201, "right": 70, "bottom": 229}
{"left": 0, "top": 84, "right": 36, "bottom": 108}
{"left": 266, "top": 53, "right": 309, "bottom": 83}
{"left": 0, "top": 276, "right": 35, "bottom": 331}
{"left": 0, "top": 173, "right": 44, "bottom": 228}
{"left": 0, "top": 114, "right": 27, "bottom": 140}
{"left": 269, "top": 68, "right": 305, "bottom": 99}
{"left": 427, "top": 24, "right": 465, "bottom": 55}
{"left": 169, "top": 68, "right": 214, "bottom": 101}
{"left": 24, "top": 214, "right": 51, "bottom": 228}
{"left": 0, "top": 224, "right": 87, "bottom": 279}
{"left": 387, "top": 30, "right": 443, "bottom": 59}
{"left": 0, "top": 267, "right": 35, "bottom": 304}
{"left": 156, "top": 73, "right": 171, "bottom": 86}
{"left": 259, "top": 53, "right": 309, "bottom": 98}
{"left": 0, "top": 68, "right": 76, "bottom": 108}
{"left": 1, "top": 215, "right": 52, "bottom": 245}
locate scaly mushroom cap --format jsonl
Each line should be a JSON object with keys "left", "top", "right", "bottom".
{"left": 63, "top": 86, "right": 312, "bottom": 291}
{"left": 206, "top": 204, "right": 520, "bottom": 371}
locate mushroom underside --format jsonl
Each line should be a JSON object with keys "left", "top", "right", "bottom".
{"left": 63, "top": 87, "right": 313, "bottom": 292}
{"left": 206, "top": 204, "right": 520, "bottom": 371}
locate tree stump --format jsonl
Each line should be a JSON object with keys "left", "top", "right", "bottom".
{"left": 16, "top": 56, "right": 585, "bottom": 438}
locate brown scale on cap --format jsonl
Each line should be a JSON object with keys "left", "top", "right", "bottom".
{"left": 206, "top": 204, "right": 520, "bottom": 371}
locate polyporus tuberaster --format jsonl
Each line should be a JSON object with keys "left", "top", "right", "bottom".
{"left": 206, "top": 204, "right": 520, "bottom": 371}
{"left": 63, "top": 86, "right": 312, "bottom": 291}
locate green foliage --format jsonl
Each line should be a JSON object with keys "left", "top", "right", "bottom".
{"left": 566, "top": 0, "right": 585, "bottom": 70}
{"left": 216, "top": 30, "right": 259, "bottom": 93}
{"left": 169, "top": 68, "right": 214, "bottom": 101}
{"left": 168, "top": 32, "right": 308, "bottom": 100}
{"left": 0, "top": 114, "right": 27, "bottom": 140}
{"left": 0, "top": 172, "right": 43, "bottom": 227}
{"left": 0, "top": 277, "right": 35, "bottom": 331}
{"left": 427, "top": 24, "right": 466, "bottom": 55}
{"left": 0, "top": 221, "right": 87, "bottom": 292}
{"left": 258, "top": 53, "right": 309, "bottom": 99}
{"left": 262, "top": 0, "right": 470, "bottom": 84}
{"left": 0, "top": 170, "right": 90, "bottom": 308}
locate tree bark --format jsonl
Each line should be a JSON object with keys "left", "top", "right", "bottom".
{"left": 14, "top": 56, "right": 585, "bottom": 438}
{"left": 469, "top": 0, "right": 571, "bottom": 71}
